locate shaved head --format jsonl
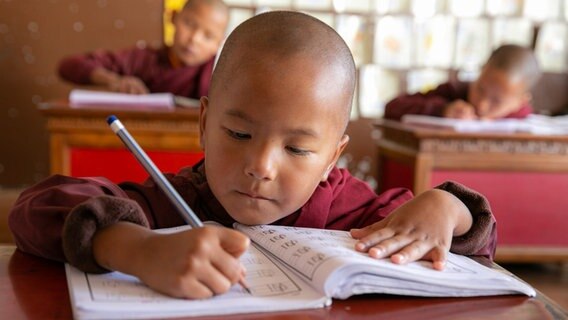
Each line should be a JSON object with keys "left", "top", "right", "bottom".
{"left": 183, "top": 0, "right": 228, "bottom": 15}
{"left": 485, "top": 44, "right": 541, "bottom": 88}
{"left": 210, "top": 11, "right": 356, "bottom": 132}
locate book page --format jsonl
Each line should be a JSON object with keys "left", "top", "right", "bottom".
{"left": 402, "top": 114, "right": 568, "bottom": 135}
{"left": 65, "top": 227, "right": 329, "bottom": 319}
{"left": 235, "top": 224, "right": 536, "bottom": 299}
{"left": 69, "top": 89, "right": 175, "bottom": 110}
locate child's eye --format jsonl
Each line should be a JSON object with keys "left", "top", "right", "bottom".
{"left": 204, "top": 31, "right": 215, "bottom": 41}
{"left": 225, "top": 128, "right": 251, "bottom": 140}
{"left": 286, "top": 146, "right": 310, "bottom": 156}
{"left": 182, "top": 18, "right": 197, "bottom": 29}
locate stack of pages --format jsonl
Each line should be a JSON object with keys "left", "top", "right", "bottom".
{"left": 401, "top": 114, "right": 568, "bottom": 135}
{"left": 69, "top": 89, "right": 200, "bottom": 109}
{"left": 65, "top": 224, "right": 535, "bottom": 319}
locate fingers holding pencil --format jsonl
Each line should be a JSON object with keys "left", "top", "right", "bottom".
{"left": 107, "top": 115, "right": 251, "bottom": 295}
{"left": 215, "top": 226, "right": 252, "bottom": 293}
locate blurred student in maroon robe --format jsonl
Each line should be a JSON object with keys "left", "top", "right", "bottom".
{"left": 58, "top": 0, "right": 229, "bottom": 99}
{"left": 385, "top": 45, "right": 541, "bottom": 121}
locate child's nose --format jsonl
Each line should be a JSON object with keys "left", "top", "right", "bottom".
{"left": 477, "top": 99, "right": 490, "bottom": 116}
{"left": 186, "top": 29, "right": 205, "bottom": 45}
{"left": 245, "top": 146, "right": 277, "bottom": 181}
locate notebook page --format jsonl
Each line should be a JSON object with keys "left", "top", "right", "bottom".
{"left": 69, "top": 89, "right": 175, "bottom": 109}
{"left": 234, "top": 224, "right": 365, "bottom": 295}
{"left": 401, "top": 115, "right": 523, "bottom": 132}
{"left": 65, "top": 227, "right": 329, "bottom": 319}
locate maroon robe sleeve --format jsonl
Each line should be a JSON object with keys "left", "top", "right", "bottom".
{"left": 7, "top": 172, "right": 197, "bottom": 273}
{"left": 58, "top": 48, "right": 140, "bottom": 85}
{"left": 434, "top": 181, "right": 497, "bottom": 259}
{"left": 384, "top": 82, "right": 462, "bottom": 121}
{"left": 384, "top": 80, "right": 533, "bottom": 121}
{"left": 7, "top": 161, "right": 225, "bottom": 274}
{"left": 6, "top": 175, "right": 136, "bottom": 257}
{"left": 505, "top": 103, "right": 533, "bottom": 119}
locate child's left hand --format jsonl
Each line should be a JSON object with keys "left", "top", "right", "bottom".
{"left": 350, "top": 189, "right": 472, "bottom": 270}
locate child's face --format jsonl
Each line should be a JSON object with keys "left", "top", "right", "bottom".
{"left": 199, "top": 57, "right": 350, "bottom": 225}
{"left": 468, "top": 67, "right": 530, "bottom": 119}
{"left": 172, "top": 3, "right": 227, "bottom": 66}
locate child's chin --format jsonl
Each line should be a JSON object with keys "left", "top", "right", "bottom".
{"left": 230, "top": 212, "right": 277, "bottom": 226}
{"left": 180, "top": 55, "right": 202, "bottom": 67}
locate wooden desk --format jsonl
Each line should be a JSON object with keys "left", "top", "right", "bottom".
{"left": 375, "top": 120, "right": 568, "bottom": 263}
{"left": 39, "top": 102, "right": 203, "bottom": 183}
{"left": 1, "top": 245, "right": 566, "bottom": 320}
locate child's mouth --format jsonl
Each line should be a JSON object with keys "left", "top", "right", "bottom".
{"left": 237, "top": 190, "right": 271, "bottom": 201}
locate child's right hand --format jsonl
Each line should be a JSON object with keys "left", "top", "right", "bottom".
{"left": 109, "top": 75, "right": 149, "bottom": 94}
{"left": 93, "top": 223, "right": 250, "bottom": 299}
{"left": 443, "top": 100, "right": 477, "bottom": 119}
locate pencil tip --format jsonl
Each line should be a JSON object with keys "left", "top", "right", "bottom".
{"left": 239, "top": 280, "right": 252, "bottom": 294}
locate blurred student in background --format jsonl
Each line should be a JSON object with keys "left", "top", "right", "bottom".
{"left": 385, "top": 44, "right": 541, "bottom": 121}
{"left": 58, "top": 0, "right": 228, "bottom": 99}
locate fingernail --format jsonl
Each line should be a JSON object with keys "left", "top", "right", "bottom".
{"left": 434, "top": 261, "right": 445, "bottom": 270}
{"left": 369, "top": 247, "right": 383, "bottom": 258}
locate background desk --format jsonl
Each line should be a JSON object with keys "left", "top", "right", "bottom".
{"left": 39, "top": 102, "right": 203, "bottom": 183}
{"left": 375, "top": 120, "right": 568, "bottom": 263}
{"left": 1, "top": 245, "right": 566, "bottom": 320}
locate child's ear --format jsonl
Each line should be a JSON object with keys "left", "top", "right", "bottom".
{"left": 199, "top": 96, "right": 209, "bottom": 150}
{"left": 322, "top": 134, "right": 350, "bottom": 181}
{"left": 170, "top": 9, "right": 179, "bottom": 25}
{"left": 522, "top": 91, "right": 532, "bottom": 104}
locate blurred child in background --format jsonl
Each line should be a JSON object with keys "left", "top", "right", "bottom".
{"left": 58, "top": 0, "right": 228, "bottom": 99}
{"left": 385, "top": 44, "right": 541, "bottom": 121}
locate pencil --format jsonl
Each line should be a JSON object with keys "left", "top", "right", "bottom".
{"left": 106, "top": 115, "right": 251, "bottom": 294}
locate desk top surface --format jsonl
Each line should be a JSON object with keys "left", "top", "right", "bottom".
{"left": 38, "top": 100, "right": 200, "bottom": 120}
{"left": 1, "top": 245, "right": 566, "bottom": 320}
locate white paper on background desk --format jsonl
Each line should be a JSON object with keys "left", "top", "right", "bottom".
{"left": 402, "top": 114, "right": 568, "bottom": 135}
{"left": 68, "top": 89, "right": 200, "bottom": 109}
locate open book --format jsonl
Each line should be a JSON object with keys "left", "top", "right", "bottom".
{"left": 65, "top": 224, "right": 535, "bottom": 319}
{"left": 69, "top": 89, "right": 200, "bottom": 110}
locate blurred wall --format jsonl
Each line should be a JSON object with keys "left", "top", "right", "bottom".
{"left": 0, "top": 0, "right": 163, "bottom": 188}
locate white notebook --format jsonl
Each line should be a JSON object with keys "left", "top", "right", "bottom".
{"left": 401, "top": 114, "right": 568, "bottom": 135}
{"left": 65, "top": 224, "right": 535, "bottom": 319}
{"left": 69, "top": 89, "right": 200, "bottom": 109}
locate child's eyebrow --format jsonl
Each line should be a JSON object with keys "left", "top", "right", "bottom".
{"left": 225, "top": 109, "right": 257, "bottom": 125}
{"left": 224, "top": 109, "right": 319, "bottom": 138}
{"left": 285, "top": 127, "right": 319, "bottom": 138}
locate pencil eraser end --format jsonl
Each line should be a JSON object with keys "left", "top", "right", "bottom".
{"left": 106, "top": 115, "right": 118, "bottom": 125}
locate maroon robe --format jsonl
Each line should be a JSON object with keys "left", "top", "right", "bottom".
{"left": 384, "top": 81, "right": 533, "bottom": 121}
{"left": 58, "top": 46, "right": 214, "bottom": 99}
{"left": 8, "top": 160, "right": 496, "bottom": 273}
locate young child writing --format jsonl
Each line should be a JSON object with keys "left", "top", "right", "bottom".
{"left": 385, "top": 44, "right": 541, "bottom": 120}
{"left": 58, "top": 0, "right": 228, "bottom": 99}
{"left": 9, "top": 11, "right": 496, "bottom": 300}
